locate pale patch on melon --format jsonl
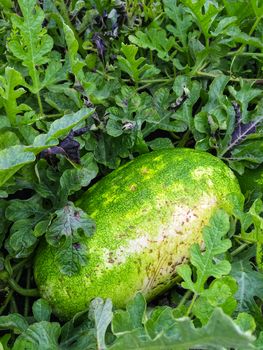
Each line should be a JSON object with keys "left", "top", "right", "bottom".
{"left": 140, "top": 195, "right": 218, "bottom": 294}
{"left": 41, "top": 281, "right": 70, "bottom": 304}
{"left": 102, "top": 235, "right": 150, "bottom": 269}
{"left": 101, "top": 194, "right": 217, "bottom": 270}
{"left": 191, "top": 166, "right": 215, "bottom": 180}
{"left": 199, "top": 193, "right": 217, "bottom": 209}
{"left": 141, "top": 253, "right": 188, "bottom": 296}
{"left": 159, "top": 204, "right": 198, "bottom": 235}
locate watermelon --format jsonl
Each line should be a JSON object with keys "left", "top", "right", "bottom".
{"left": 34, "top": 148, "right": 242, "bottom": 320}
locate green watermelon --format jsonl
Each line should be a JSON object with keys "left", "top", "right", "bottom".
{"left": 34, "top": 148, "right": 242, "bottom": 320}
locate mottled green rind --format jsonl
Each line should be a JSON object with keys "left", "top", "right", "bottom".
{"left": 237, "top": 166, "right": 263, "bottom": 194}
{"left": 34, "top": 148, "right": 241, "bottom": 320}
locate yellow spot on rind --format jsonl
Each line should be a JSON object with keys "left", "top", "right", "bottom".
{"left": 129, "top": 184, "right": 137, "bottom": 191}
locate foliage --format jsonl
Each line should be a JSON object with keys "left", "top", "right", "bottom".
{"left": 0, "top": 0, "right": 262, "bottom": 348}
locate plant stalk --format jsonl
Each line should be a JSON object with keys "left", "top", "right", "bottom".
{"left": 8, "top": 278, "right": 39, "bottom": 297}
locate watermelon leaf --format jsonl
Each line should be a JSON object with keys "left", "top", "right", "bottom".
{"left": 109, "top": 293, "right": 255, "bottom": 350}
{"left": 177, "top": 209, "right": 232, "bottom": 297}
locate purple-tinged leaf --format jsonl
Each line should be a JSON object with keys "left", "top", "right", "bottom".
{"left": 45, "top": 202, "right": 95, "bottom": 247}
{"left": 221, "top": 101, "right": 263, "bottom": 156}
{"left": 229, "top": 120, "right": 262, "bottom": 151}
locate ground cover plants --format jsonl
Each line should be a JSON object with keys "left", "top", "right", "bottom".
{"left": 0, "top": 0, "right": 262, "bottom": 348}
